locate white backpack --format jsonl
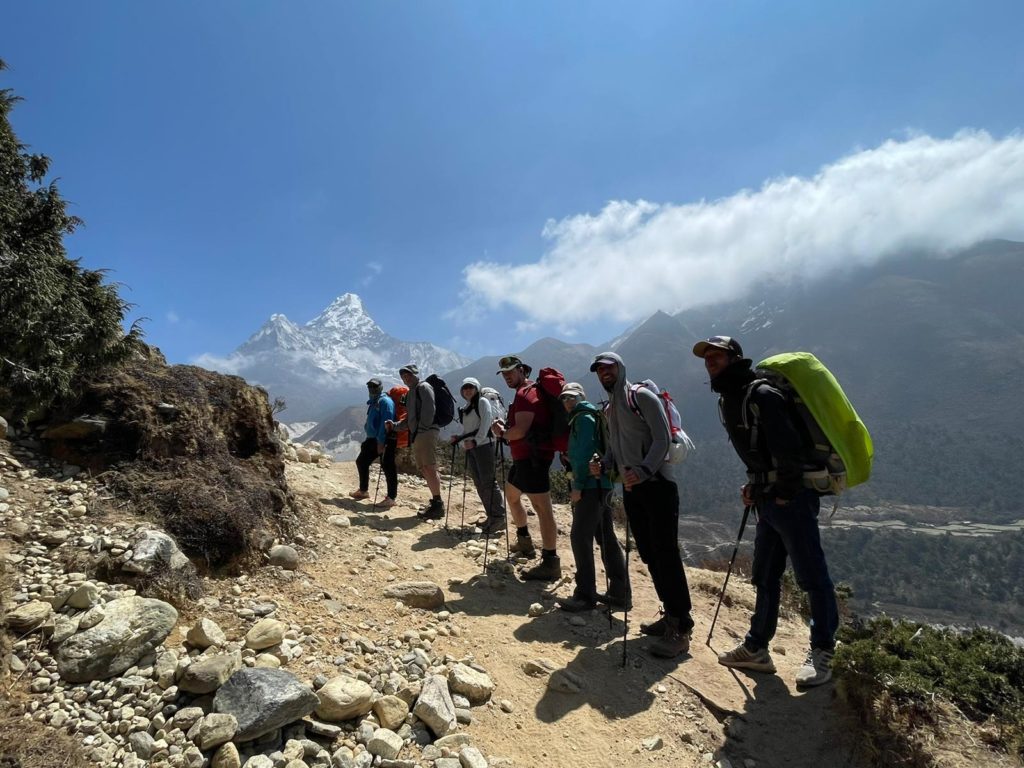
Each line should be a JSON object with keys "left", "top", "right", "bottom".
{"left": 627, "top": 379, "right": 696, "bottom": 464}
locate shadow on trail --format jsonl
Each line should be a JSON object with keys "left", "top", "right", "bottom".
{"left": 527, "top": 629, "right": 691, "bottom": 724}
{"left": 442, "top": 572, "right": 554, "bottom": 618}
{"left": 715, "top": 671, "right": 869, "bottom": 768}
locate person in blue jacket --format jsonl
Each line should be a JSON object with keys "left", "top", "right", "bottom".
{"left": 350, "top": 378, "right": 398, "bottom": 508}
{"left": 558, "top": 381, "right": 630, "bottom": 613}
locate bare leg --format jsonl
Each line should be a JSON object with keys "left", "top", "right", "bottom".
{"left": 528, "top": 492, "right": 557, "bottom": 550}
{"left": 505, "top": 482, "right": 529, "bottom": 528}
{"left": 423, "top": 464, "right": 442, "bottom": 498}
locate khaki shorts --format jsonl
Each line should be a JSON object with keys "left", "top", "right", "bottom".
{"left": 412, "top": 430, "right": 439, "bottom": 469}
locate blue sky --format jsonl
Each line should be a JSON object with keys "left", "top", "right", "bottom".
{"left": 3, "top": 1, "right": 1024, "bottom": 363}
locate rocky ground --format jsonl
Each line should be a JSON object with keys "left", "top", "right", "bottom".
{"left": 1, "top": 434, "right": 880, "bottom": 768}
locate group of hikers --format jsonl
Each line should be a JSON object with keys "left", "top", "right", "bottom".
{"left": 346, "top": 336, "right": 844, "bottom": 689}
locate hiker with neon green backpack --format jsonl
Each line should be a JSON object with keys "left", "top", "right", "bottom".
{"left": 694, "top": 335, "right": 873, "bottom": 688}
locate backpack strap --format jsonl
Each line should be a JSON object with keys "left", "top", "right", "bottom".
{"left": 625, "top": 384, "right": 644, "bottom": 419}
{"left": 741, "top": 379, "right": 769, "bottom": 453}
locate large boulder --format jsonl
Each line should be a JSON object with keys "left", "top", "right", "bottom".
{"left": 413, "top": 674, "right": 457, "bottom": 737}
{"left": 122, "top": 529, "right": 193, "bottom": 575}
{"left": 4, "top": 600, "right": 52, "bottom": 632}
{"left": 186, "top": 618, "right": 227, "bottom": 649}
{"left": 56, "top": 597, "right": 177, "bottom": 682}
{"left": 447, "top": 663, "right": 494, "bottom": 705}
{"left": 315, "top": 675, "right": 374, "bottom": 722}
{"left": 245, "top": 618, "right": 286, "bottom": 650}
{"left": 179, "top": 652, "right": 243, "bottom": 694}
{"left": 213, "top": 668, "right": 318, "bottom": 742}
{"left": 382, "top": 581, "right": 445, "bottom": 610}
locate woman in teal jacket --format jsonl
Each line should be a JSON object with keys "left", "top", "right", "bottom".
{"left": 558, "top": 382, "right": 631, "bottom": 612}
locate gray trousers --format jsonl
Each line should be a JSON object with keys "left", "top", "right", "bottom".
{"left": 571, "top": 487, "right": 630, "bottom": 601}
{"left": 466, "top": 443, "right": 505, "bottom": 519}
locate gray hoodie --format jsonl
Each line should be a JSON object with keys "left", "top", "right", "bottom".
{"left": 394, "top": 378, "right": 437, "bottom": 438}
{"left": 596, "top": 351, "right": 671, "bottom": 482}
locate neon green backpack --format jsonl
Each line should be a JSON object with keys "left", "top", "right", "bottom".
{"left": 748, "top": 352, "right": 873, "bottom": 494}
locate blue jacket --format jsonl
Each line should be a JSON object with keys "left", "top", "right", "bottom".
{"left": 568, "top": 401, "right": 612, "bottom": 491}
{"left": 365, "top": 394, "right": 396, "bottom": 444}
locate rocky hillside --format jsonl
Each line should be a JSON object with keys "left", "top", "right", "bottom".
{"left": 3, "top": 433, "right": 1017, "bottom": 768}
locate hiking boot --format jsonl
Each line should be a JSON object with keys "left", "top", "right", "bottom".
{"left": 349, "top": 489, "right": 369, "bottom": 500}
{"left": 718, "top": 642, "right": 777, "bottom": 673}
{"left": 479, "top": 516, "right": 507, "bottom": 537}
{"left": 509, "top": 534, "right": 536, "bottom": 559}
{"left": 417, "top": 499, "right": 445, "bottom": 521}
{"left": 558, "top": 594, "right": 597, "bottom": 613}
{"left": 795, "top": 647, "right": 834, "bottom": 688}
{"left": 640, "top": 610, "right": 667, "bottom": 636}
{"left": 521, "top": 556, "right": 561, "bottom": 581}
{"left": 596, "top": 592, "right": 633, "bottom": 612}
{"left": 650, "top": 615, "right": 691, "bottom": 658}
{"left": 376, "top": 497, "right": 397, "bottom": 509}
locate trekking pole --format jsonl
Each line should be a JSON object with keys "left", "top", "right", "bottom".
{"left": 497, "top": 439, "right": 511, "bottom": 560}
{"left": 445, "top": 443, "right": 456, "bottom": 531}
{"left": 460, "top": 450, "right": 468, "bottom": 533}
{"left": 621, "top": 506, "right": 632, "bottom": 669}
{"left": 370, "top": 461, "right": 383, "bottom": 513}
{"left": 482, "top": 442, "right": 499, "bottom": 574}
{"left": 706, "top": 504, "right": 753, "bottom": 647}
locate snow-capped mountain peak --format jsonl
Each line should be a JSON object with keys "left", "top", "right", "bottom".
{"left": 220, "top": 292, "right": 470, "bottom": 420}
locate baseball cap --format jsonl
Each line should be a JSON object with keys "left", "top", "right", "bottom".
{"left": 692, "top": 335, "right": 744, "bottom": 359}
{"left": 559, "top": 382, "right": 586, "bottom": 400}
{"left": 496, "top": 355, "right": 526, "bottom": 374}
{"left": 398, "top": 364, "right": 419, "bottom": 376}
{"left": 589, "top": 355, "right": 618, "bottom": 373}
{"left": 366, "top": 378, "right": 382, "bottom": 389}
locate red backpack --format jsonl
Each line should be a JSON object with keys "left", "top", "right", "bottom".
{"left": 531, "top": 368, "right": 570, "bottom": 453}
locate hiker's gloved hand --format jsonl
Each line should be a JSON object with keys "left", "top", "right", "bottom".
{"left": 741, "top": 484, "right": 754, "bottom": 506}
{"left": 588, "top": 459, "right": 603, "bottom": 478}
{"left": 571, "top": 489, "right": 582, "bottom": 504}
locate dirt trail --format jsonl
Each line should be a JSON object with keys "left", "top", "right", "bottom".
{"left": 283, "top": 459, "right": 871, "bottom": 768}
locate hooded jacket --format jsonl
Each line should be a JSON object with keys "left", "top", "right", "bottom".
{"left": 567, "top": 400, "right": 612, "bottom": 491}
{"left": 454, "top": 377, "right": 495, "bottom": 448}
{"left": 595, "top": 351, "right": 671, "bottom": 482}
{"left": 713, "top": 358, "right": 805, "bottom": 501}
{"left": 364, "top": 392, "right": 396, "bottom": 444}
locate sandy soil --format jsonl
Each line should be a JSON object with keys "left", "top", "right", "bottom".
{"left": 274, "top": 459, "right": 873, "bottom": 768}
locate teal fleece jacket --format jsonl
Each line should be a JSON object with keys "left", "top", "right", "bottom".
{"left": 567, "top": 401, "right": 612, "bottom": 491}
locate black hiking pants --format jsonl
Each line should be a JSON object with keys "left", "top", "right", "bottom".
{"left": 355, "top": 437, "right": 398, "bottom": 499}
{"left": 623, "top": 474, "right": 693, "bottom": 630}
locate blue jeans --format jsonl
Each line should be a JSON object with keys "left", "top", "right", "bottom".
{"left": 746, "top": 489, "right": 838, "bottom": 651}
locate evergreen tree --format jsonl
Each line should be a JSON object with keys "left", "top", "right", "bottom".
{"left": 0, "top": 59, "right": 142, "bottom": 421}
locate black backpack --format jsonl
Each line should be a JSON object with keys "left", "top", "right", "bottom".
{"left": 421, "top": 374, "right": 456, "bottom": 428}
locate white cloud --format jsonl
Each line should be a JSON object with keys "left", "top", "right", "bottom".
{"left": 360, "top": 261, "right": 384, "bottom": 287}
{"left": 166, "top": 310, "right": 180, "bottom": 324}
{"left": 463, "top": 130, "right": 1024, "bottom": 324}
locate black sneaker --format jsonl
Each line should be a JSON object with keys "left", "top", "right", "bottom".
{"left": 558, "top": 594, "right": 597, "bottom": 613}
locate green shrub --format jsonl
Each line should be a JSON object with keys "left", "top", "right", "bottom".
{"left": 835, "top": 617, "right": 1024, "bottom": 758}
